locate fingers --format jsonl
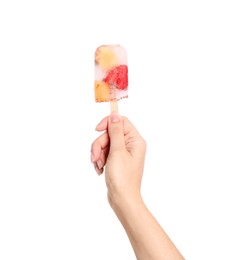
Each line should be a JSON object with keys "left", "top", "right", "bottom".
{"left": 108, "top": 112, "right": 125, "bottom": 152}
{"left": 95, "top": 116, "right": 109, "bottom": 132}
{"left": 96, "top": 113, "right": 127, "bottom": 152}
{"left": 96, "top": 115, "right": 141, "bottom": 139}
{"left": 92, "top": 114, "right": 146, "bottom": 174}
{"left": 91, "top": 131, "right": 109, "bottom": 175}
{"left": 93, "top": 162, "right": 104, "bottom": 175}
{"left": 91, "top": 131, "right": 109, "bottom": 161}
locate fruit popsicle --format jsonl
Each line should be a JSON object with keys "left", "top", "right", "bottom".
{"left": 94, "top": 45, "right": 128, "bottom": 107}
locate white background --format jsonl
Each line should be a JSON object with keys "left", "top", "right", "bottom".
{"left": 0, "top": 0, "right": 249, "bottom": 259}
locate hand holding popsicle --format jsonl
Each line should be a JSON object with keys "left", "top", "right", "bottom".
{"left": 91, "top": 113, "right": 146, "bottom": 204}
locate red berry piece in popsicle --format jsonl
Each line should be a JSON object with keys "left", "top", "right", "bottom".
{"left": 104, "top": 65, "right": 128, "bottom": 90}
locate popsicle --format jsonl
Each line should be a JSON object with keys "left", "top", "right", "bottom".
{"left": 94, "top": 45, "right": 128, "bottom": 112}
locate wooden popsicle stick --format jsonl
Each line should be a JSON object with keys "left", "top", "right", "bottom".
{"left": 110, "top": 100, "right": 118, "bottom": 113}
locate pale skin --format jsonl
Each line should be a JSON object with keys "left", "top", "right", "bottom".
{"left": 91, "top": 112, "right": 184, "bottom": 260}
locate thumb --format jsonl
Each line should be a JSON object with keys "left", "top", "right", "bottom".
{"left": 108, "top": 112, "right": 125, "bottom": 152}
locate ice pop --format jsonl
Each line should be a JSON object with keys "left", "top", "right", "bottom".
{"left": 94, "top": 45, "right": 128, "bottom": 111}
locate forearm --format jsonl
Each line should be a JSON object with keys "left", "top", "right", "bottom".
{"left": 111, "top": 194, "right": 184, "bottom": 260}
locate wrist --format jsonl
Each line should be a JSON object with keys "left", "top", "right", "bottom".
{"left": 108, "top": 190, "right": 144, "bottom": 215}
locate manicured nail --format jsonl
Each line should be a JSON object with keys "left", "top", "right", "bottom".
{"left": 110, "top": 112, "right": 121, "bottom": 123}
{"left": 96, "top": 159, "right": 103, "bottom": 169}
{"left": 93, "top": 163, "right": 102, "bottom": 175}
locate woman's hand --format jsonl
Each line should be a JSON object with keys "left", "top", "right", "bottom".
{"left": 91, "top": 112, "right": 146, "bottom": 207}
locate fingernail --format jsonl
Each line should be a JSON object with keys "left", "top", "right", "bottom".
{"left": 110, "top": 112, "right": 121, "bottom": 123}
{"left": 96, "top": 159, "right": 103, "bottom": 169}
{"left": 93, "top": 163, "right": 102, "bottom": 175}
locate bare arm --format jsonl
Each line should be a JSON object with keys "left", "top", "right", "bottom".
{"left": 112, "top": 194, "right": 184, "bottom": 260}
{"left": 91, "top": 113, "right": 184, "bottom": 260}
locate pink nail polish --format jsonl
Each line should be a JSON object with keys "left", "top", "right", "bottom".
{"left": 96, "top": 159, "right": 103, "bottom": 169}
